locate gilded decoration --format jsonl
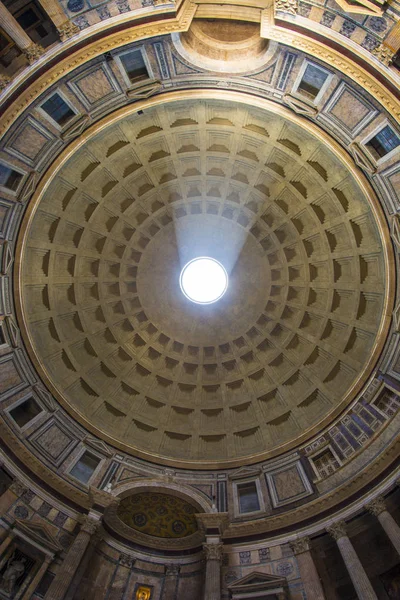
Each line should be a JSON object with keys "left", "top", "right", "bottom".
{"left": 117, "top": 493, "right": 198, "bottom": 538}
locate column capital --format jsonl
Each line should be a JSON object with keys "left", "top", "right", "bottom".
{"left": 366, "top": 496, "right": 386, "bottom": 517}
{"left": 290, "top": 536, "right": 311, "bottom": 555}
{"left": 165, "top": 564, "right": 180, "bottom": 577}
{"left": 22, "top": 43, "right": 45, "bottom": 64}
{"left": 9, "top": 479, "right": 28, "bottom": 497}
{"left": 0, "top": 74, "right": 11, "bottom": 91}
{"left": 80, "top": 514, "right": 101, "bottom": 535}
{"left": 119, "top": 553, "right": 135, "bottom": 568}
{"left": 372, "top": 44, "right": 394, "bottom": 67}
{"left": 203, "top": 542, "right": 224, "bottom": 561}
{"left": 57, "top": 20, "right": 80, "bottom": 41}
{"left": 327, "top": 520, "right": 347, "bottom": 541}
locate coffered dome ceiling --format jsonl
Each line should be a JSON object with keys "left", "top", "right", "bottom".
{"left": 17, "top": 96, "right": 392, "bottom": 467}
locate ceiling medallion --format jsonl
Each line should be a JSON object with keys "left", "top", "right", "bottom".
{"left": 179, "top": 257, "right": 228, "bottom": 305}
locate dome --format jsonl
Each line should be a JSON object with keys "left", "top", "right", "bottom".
{"left": 17, "top": 95, "right": 392, "bottom": 466}
{"left": 0, "top": 1, "right": 399, "bottom": 598}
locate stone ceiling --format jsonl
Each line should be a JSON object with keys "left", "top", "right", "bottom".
{"left": 18, "top": 98, "right": 390, "bottom": 466}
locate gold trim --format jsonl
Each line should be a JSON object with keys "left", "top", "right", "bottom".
{"left": 0, "top": 0, "right": 399, "bottom": 140}
{"left": 14, "top": 89, "right": 395, "bottom": 470}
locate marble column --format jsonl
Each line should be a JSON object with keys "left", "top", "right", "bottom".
{"left": 36, "top": 0, "right": 79, "bottom": 40}
{"left": 162, "top": 564, "right": 180, "bottom": 600}
{"left": 107, "top": 554, "right": 135, "bottom": 600}
{"left": 327, "top": 521, "right": 377, "bottom": 600}
{"left": 290, "top": 537, "right": 326, "bottom": 600}
{"left": 21, "top": 554, "right": 53, "bottom": 600}
{"left": 0, "top": 480, "right": 27, "bottom": 518}
{"left": 366, "top": 496, "right": 400, "bottom": 557}
{"left": 203, "top": 542, "right": 223, "bottom": 600}
{"left": 0, "top": 1, "right": 44, "bottom": 62}
{"left": 45, "top": 515, "right": 100, "bottom": 600}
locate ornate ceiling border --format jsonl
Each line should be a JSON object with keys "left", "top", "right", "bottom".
{"left": 14, "top": 89, "right": 395, "bottom": 470}
{"left": 0, "top": 0, "right": 399, "bottom": 140}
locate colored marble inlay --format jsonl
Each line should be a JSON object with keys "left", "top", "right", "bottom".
{"left": 117, "top": 492, "right": 198, "bottom": 538}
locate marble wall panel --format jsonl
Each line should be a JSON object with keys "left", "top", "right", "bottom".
{"left": 4, "top": 117, "right": 58, "bottom": 169}
{"left": 323, "top": 83, "right": 378, "bottom": 137}
{"left": 29, "top": 417, "right": 78, "bottom": 466}
{"left": 265, "top": 460, "right": 313, "bottom": 507}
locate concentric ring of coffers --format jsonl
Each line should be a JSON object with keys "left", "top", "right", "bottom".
{"left": 18, "top": 94, "right": 392, "bottom": 467}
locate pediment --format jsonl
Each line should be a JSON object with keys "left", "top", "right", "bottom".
{"left": 85, "top": 435, "right": 113, "bottom": 457}
{"left": 228, "top": 571, "right": 287, "bottom": 592}
{"left": 229, "top": 465, "right": 261, "bottom": 480}
{"left": 14, "top": 519, "right": 62, "bottom": 553}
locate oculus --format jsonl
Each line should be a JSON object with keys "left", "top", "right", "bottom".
{"left": 179, "top": 257, "right": 228, "bottom": 305}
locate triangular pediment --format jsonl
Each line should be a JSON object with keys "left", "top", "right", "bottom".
{"left": 229, "top": 465, "right": 261, "bottom": 480}
{"left": 14, "top": 519, "right": 62, "bottom": 553}
{"left": 228, "top": 570, "right": 287, "bottom": 592}
{"left": 85, "top": 435, "right": 113, "bottom": 457}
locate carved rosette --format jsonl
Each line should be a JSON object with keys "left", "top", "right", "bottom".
{"left": 23, "top": 43, "right": 45, "bottom": 64}
{"left": 372, "top": 44, "right": 394, "bottom": 67}
{"left": 120, "top": 554, "right": 135, "bottom": 569}
{"left": 57, "top": 21, "right": 80, "bottom": 41}
{"left": 366, "top": 496, "right": 386, "bottom": 517}
{"left": 290, "top": 536, "right": 311, "bottom": 555}
{"left": 203, "top": 542, "right": 224, "bottom": 561}
{"left": 275, "top": 0, "right": 298, "bottom": 15}
{"left": 327, "top": 520, "right": 347, "bottom": 541}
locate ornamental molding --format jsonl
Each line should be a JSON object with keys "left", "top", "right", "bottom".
{"left": 275, "top": 0, "right": 298, "bottom": 15}
{"left": 195, "top": 512, "right": 230, "bottom": 534}
{"left": 57, "top": 21, "right": 80, "bottom": 42}
{"left": 0, "top": 0, "right": 399, "bottom": 143}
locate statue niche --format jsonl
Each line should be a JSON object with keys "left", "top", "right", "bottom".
{"left": 0, "top": 550, "right": 29, "bottom": 596}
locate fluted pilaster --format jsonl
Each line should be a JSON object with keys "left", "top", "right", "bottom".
{"left": 203, "top": 542, "right": 223, "bottom": 600}
{"left": 327, "top": 521, "right": 377, "bottom": 600}
{"left": 45, "top": 515, "right": 100, "bottom": 600}
{"left": 163, "top": 564, "right": 180, "bottom": 600}
{"left": 290, "top": 537, "right": 326, "bottom": 600}
{"left": 108, "top": 554, "right": 135, "bottom": 600}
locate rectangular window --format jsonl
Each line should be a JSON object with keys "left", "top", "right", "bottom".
{"left": 70, "top": 452, "right": 101, "bottom": 484}
{"left": 366, "top": 125, "right": 400, "bottom": 160}
{"left": 9, "top": 397, "right": 42, "bottom": 428}
{"left": 297, "top": 64, "right": 329, "bottom": 100}
{"left": 237, "top": 481, "right": 260, "bottom": 513}
{"left": 0, "top": 163, "right": 23, "bottom": 192}
{"left": 41, "top": 93, "right": 76, "bottom": 127}
{"left": 119, "top": 50, "right": 149, "bottom": 84}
